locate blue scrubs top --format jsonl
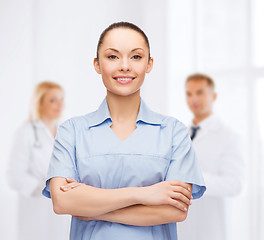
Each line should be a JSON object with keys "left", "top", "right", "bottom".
{"left": 43, "top": 97, "right": 206, "bottom": 240}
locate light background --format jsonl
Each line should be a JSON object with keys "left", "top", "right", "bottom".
{"left": 0, "top": 0, "right": 263, "bottom": 239}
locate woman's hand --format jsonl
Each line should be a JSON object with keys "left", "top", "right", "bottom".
{"left": 138, "top": 180, "right": 192, "bottom": 212}
{"left": 60, "top": 178, "right": 192, "bottom": 212}
{"left": 60, "top": 179, "right": 95, "bottom": 221}
{"left": 60, "top": 178, "right": 82, "bottom": 192}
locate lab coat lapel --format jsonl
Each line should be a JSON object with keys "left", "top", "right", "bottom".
{"left": 190, "top": 115, "right": 220, "bottom": 141}
{"left": 194, "top": 127, "right": 208, "bottom": 141}
{"left": 35, "top": 120, "right": 55, "bottom": 143}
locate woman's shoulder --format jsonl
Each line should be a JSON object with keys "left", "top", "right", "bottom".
{"left": 11, "top": 121, "right": 35, "bottom": 143}
{"left": 149, "top": 109, "right": 186, "bottom": 130}
{"left": 153, "top": 113, "right": 189, "bottom": 140}
{"left": 141, "top": 100, "right": 186, "bottom": 129}
{"left": 58, "top": 110, "right": 99, "bottom": 129}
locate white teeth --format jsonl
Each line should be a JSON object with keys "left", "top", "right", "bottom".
{"left": 116, "top": 78, "right": 133, "bottom": 81}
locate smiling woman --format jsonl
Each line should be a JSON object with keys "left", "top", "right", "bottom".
{"left": 42, "top": 22, "right": 206, "bottom": 240}
{"left": 94, "top": 25, "right": 153, "bottom": 98}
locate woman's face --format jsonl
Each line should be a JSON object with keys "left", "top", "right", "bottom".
{"left": 40, "top": 88, "right": 64, "bottom": 120}
{"left": 94, "top": 28, "right": 153, "bottom": 97}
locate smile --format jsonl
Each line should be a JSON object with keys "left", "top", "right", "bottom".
{"left": 113, "top": 76, "right": 135, "bottom": 84}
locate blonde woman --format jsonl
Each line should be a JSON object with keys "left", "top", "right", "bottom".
{"left": 7, "top": 81, "right": 70, "bottom": 240}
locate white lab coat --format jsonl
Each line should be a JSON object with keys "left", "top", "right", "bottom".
{"left": 7, "top": 120, "right": 70, "bottom": 240}
{"left": 178, "top": 114, "right": 245, "bottom": 240}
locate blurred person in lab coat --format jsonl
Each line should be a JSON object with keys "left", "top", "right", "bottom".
{"left": 178, "top": 73, "right": 245, "bottom": 240}
{"left": 6, "top": 81, "right": 70, "bottom": 240}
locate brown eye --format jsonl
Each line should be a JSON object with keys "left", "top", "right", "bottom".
{"left": 108, "top": 55, "right": 118, "bottom": 59}
{"left": 132, "top": 55, "right": 142, "bottom": 60}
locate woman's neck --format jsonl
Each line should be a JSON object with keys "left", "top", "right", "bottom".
{"left": 40, "top": 117, "right": 57, "bottom": 138}
{"left": 106, "top": 91, "right": 141, "bottom": 124}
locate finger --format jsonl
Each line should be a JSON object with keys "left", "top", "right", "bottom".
{"left": 71, "top": 183, "right": 82, "bottom": 189}
{"left": 171, "top": 186, "right": 192, "bottom": 200}
{"left": 63, "top": 180, "right": 80, "bottom": 189}
{"left": 60, "top": 182, "right": 82, "bottom": 192}
{"left": 168, "top": 198, "right": 188, "bottom": 212}
{"left": 60, "top": 184, "right": 79, "bottom": 192}
{"left": 168, "top": 180, "right": 191, "bottom": 191}
{"left": 62, "top": 182, "right": 77, "bottom": 189}
{"left": 170, "top": 191, "right": 192, "bottom": 206}
{"left": 66, "top": 178, "right": 78, "bottom": 183}
{"left": 60, "top": 185, "right": 71, "bottom": 192}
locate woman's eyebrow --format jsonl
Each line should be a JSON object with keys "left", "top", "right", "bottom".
{"left": 104, "top": 48, "right": 144, "bottom": 52}
{"left": 104, "top": 48, "right": 119, "bottom": 52}
{"left": 131, "top": 48, "right": 144, "bottom": 52}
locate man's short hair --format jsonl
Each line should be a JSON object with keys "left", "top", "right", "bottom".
{"left": 186, "top": 73, "right": 215, "bottom": 90}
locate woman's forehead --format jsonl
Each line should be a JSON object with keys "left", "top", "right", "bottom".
{"left": 100, "top": 28, "right": 147, "bottom": 50}
{"left": 44, "top": 88, "right": 63, "bottom": 97}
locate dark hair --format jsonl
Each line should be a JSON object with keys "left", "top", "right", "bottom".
{"left": 186, "top": 73, "right": 215, "bottom": 90}
{"left": 96, "top": 22, "right": 150, "bottom": 60}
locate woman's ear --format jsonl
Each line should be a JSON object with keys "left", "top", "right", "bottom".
{"left": 94, "top": 58, "right": 101, "bottom": 74}
{"left": 146, "top": 57, "right": 153, "bottom": 73}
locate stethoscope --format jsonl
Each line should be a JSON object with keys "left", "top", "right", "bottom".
{"left": 32, "top": 122, "right": 42, "bottom": 148}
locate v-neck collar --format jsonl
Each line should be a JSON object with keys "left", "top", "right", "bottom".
{"left": 88, "top": 97, "right": 165, "bottom": 129}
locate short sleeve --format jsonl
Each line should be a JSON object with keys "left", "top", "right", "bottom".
{"left": 42, "top": 119, "right": 79, "bottom": 198}
{"left": 165, "top": 121, "right": 206, "bottom": 199}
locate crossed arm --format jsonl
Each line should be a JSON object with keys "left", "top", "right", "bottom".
{"left": 49, "top": 177, "right": 192, "bottom": 226}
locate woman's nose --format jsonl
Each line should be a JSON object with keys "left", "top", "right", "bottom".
{"left": 57, "top": 99, "right": 64, "bottom": 108}
{"left": 120, "top": 58, "right": 130, "bottom": 72}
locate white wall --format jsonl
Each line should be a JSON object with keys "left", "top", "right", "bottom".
{"left": 0, "top": 1, "right": 33, "bottom": 239}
